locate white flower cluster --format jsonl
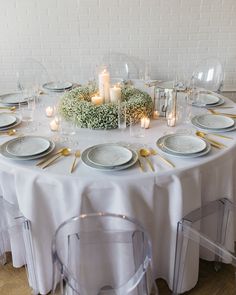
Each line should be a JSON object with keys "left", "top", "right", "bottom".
{"left": 59, "top": 84, "right": 153, "bottom": 129}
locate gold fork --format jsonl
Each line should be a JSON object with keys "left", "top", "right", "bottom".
{"left": 150, "top": 148, "right": 175, "bottom": 168}
{"left": 70, "top": 150, "right": 81, "bottom": 173}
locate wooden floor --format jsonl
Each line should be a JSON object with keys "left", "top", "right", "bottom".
{"left": 0, "top": 254, "right": 235, "bottom": 295}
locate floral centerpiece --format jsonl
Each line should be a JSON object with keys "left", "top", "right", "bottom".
{"left": 59, "top": 84, "right": 153, "bottom": 129}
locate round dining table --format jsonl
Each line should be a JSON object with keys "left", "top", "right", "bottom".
{"left": 0, "top": 91, "right": 236, "bottom": 294}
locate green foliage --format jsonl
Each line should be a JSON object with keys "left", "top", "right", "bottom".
{"left": 59, "top": 84, "right": 153, "bottom": 129}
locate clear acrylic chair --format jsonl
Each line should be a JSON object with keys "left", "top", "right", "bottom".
{"left": 191, "top": 58, "right": 224, "bottom": 92}
{"left": 52, "top": 212, "right": 158, "bottom": 295}
{"left": 0, "top": 196, "right": 38, "bottom": 294}
{"left": 17, "top": 58, "right": 49, "bottom": 97}
{"left": 172, "top": 198, "right": 236, "bottom": 295}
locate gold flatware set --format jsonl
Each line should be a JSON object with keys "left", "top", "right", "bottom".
{"left": 208, "top": 109, "right": 236, "bottom": 118}
{"left": 195, "top": 131, "right": 230, "bottom": 149}
{"left": 36, "top": 148, "right": 71, "bottom": 169}
{"left": 138, "top": 148, "right": 175, "bottom": 172}
{"left": 36, "top": 148, "right": 81, "bottom": 172}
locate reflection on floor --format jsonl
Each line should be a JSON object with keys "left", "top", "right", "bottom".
{"left": 0, "top": 254, "right": 235, "bottom": 295}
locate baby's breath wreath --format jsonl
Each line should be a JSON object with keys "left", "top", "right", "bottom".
{"left": 59, "top": 84, "right": 153, "bottom": 129}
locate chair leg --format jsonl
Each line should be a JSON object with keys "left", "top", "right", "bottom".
{"left": 172, "top": 221, "right": 192, "bottom": 295}
{"left": 0, "top": 232, "right": 7, "bottom": 265}
{"left": 0, "top": 253, "right": 6, "bottom": 265}
{"left": 22, "top": 220, "right": 38, "bottom": 294}
{"left": 214, "top": 199, "right": 232, "bottom": 271}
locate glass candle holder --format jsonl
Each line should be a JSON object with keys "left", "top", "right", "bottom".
{"left": 165, "top": 89, "right": 177, "bottom": 127}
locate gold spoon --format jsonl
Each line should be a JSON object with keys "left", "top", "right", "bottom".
{"left": 0, "top": 129, "right": 17, "bottom": 136}
{"left": 40, "top": 148, "right": 71, "bottom": 169}
{"left": 70, "top": 150, "right": 81, "bottom": 173}
{"left": 139, "top": 148, "right": 155, "bottom": 172}
{"left": 196, "top": 131, "right": 226, "bottom": 148}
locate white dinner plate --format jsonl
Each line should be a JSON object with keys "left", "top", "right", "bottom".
{"left": 195, "top": 93, "right": 219, "bottom": 105}
{"left": 163, "top": 134, "right": 207, "bottom": 155}
{"left": 195, "top": 114, "right": 235, "bottom": 130}
{"left": 192, "top": 96, "right": 224, "bottom": 108}
{"left": 156, "top": 135, "right": 211, "bottom": 158}
{"left": 0, "top": 92, "right": 30, "bottom": 105}
{"left": 87, "top": 144, "right": 133, "bottom": 167}
{"left": 0, "top": 138, "right": 55, "bottom": 161}
{"left": 43, "top": 82, "right": 72, "bottom": 91}
{"left": 191, "top": 116, "right": 236, "bottom": 133}
{"left": 6, "top": 136, "right": 51, "bottom": 157}
{"left": 0, "top": 113, "right": 17, "bottom": 128}
{"left": 82, "top": 146, "right": 138, "bottom": 171}
{"left": 0, "top": 115, "right": 22, "bottom": 131}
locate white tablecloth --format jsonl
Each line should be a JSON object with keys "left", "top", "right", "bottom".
{"left": 0, "top": 92, "right": 236, "bottom": 294}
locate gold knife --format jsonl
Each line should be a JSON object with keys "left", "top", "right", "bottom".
{"left": 137, "top": 156, "right": 145, "bottom": 172}
{"left": 150, "top": 149, "right": 175, "bottom": 168}
{"left": 36, "top": 148, "right": 64, "bottom": 166}
{"left": 209, "top": 133, "right": 233, "bottom": 140}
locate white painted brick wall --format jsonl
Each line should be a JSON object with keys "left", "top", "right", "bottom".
{"left": 0, "top": 0, "right": 236, "bottom": 92}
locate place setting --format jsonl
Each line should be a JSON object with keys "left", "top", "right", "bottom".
{"left": 43, "top": 81, "right": 73, "bottom": 92}
{"left": 191, "top": 113, "right": 236, "bottom": 133}
{"left": 0, "top": 112, "right": 22, "bottom": 134}
{"left": 191, "top": 91, "right": 225, "bottom": 108}
{"left": 156, "top": 133, "right": 211, "bottom": 159}
{"left": 80, "top": 143, "right": 138, "bottom": 172}
{"left": 0, "top": 91, "right": 33, "bottom": 106}
{"left": 0, "top": 135, "right": 55, "bottom": 161}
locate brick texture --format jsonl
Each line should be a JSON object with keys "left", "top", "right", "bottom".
{"left": 0, "top": 0, "right": 236, "bottom": 92}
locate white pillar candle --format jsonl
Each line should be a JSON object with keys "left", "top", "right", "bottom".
{"left": 110, "top": 85, "right": 121, "bottom": 103}
{"left": 50, "top": 119, "right": 59, "bottom": 131}
{"left": 46, "top": 106, "right": 54, "bottom": 117}
{"left": 91, "top": 95, "right": 103, "bottom": 105}
{"left": 141, "top": 117, "right": 150, "bottom": 129}
{"left": 99, "top": 69, "right": 110, "bottom": 103}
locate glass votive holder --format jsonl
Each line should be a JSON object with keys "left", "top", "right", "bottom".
{"left": 129, "top": 117, "right": 145, "bottom": 138}
{"left": 118, "top": 102, "right": 126, "bottom": 130}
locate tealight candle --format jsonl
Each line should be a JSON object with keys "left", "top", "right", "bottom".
{"left": 50, "top": 118, "right": 59, "bottom": 131}
{"left": 110, "top": 84, "right": 121, "bottom": 103}
{"left": 167, "top": 113, "right": 176, "bottom": 127}
{"left": 99, "top": 68, "right": 110, "bottom": 103}
{"left": 91, "top": 95, "right": 103, "bottom": 105}
{"left": 153, "top": 110, "right": 159, "bottom": 120}
{"left": 46, "top": 106, "right": 54, "bottom": 117}
{"left": 141, "top": 117, "right": 150, "bottom": 129}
